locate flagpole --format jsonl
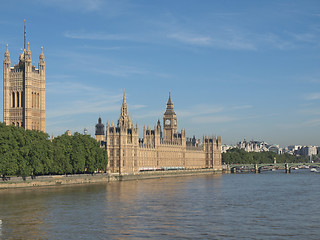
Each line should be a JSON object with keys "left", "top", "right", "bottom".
{"left": 24, "top": 19, "right": 26, "bottom": 50}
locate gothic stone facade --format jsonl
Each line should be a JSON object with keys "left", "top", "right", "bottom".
{"left": 3, "top": 43, "right": 45, "bottom": 131}
{"left": 96, "top": 92, "right": 222, "bottom": 174}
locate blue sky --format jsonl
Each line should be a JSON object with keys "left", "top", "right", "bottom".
{"left": 1, "top": 0, "right": 320, "bottom": 147}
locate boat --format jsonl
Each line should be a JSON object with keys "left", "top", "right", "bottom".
{"left": 310, "top": 168, "right": 318, "bottom": 172}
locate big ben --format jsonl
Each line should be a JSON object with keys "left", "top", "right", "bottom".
{"left": 163, "top": 92, "right": 177, "bottom": 140}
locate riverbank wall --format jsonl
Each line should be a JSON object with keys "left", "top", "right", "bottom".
{"left": 0, "top": 169, "right": 223, "bottom": 189}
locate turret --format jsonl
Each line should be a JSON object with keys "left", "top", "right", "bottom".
{"left": 95, "top": 117, "right": 105, "bottom": 142}
{"left": 39, "top": 46, "right": 45, "bottom": 76}
{"left": 3, "top": 44, "right": 11, "bottom": 121}
{"left": 4, "top": 44, "right": 11, "bottom": 72}
{"left": 118, "top": 90, "right": 132, "bottom": 129}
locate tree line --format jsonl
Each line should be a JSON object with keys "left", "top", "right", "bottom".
{"left": 222, "top": 148, "right": 309, "bottom": 165}
{"left": 0, "top": 122, "right": 108, "bottom": 176}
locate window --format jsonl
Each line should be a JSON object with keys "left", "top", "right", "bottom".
{"left": 17, "top": 92, "right": 19, "bottom": 108}
{"left": 21, "top": 92, "right": 24, "bottom": 107}
{"left": 12, "top": 92, "right": 15, "bottom": 108}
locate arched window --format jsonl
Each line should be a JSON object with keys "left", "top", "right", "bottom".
{"left": 12, "top": 122, "right": 15, "bottom": 126}
{"left": 12, "top": 92, "right": 15, "bottom": 108}
{"left": 37, "top": 93, "right": 39, "bottom": 109}
{"left": 17, "top": 122, "right": 19, "bottom": 127}
{"left": 21, "top": 91, "right": 24, "bottom": 107}
{"left": 17, "top": 92, "right": 20, "bottom": 108}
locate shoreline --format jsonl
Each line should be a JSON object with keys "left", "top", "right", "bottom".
{"left": 0, "top": 169, "right": 223, "bottom": 189}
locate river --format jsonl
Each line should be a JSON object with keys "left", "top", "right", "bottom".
{"left": 0, "top": 169, "right": 320, "bottom": 239}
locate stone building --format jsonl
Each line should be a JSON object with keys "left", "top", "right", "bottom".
{"left": 3, "top": 43, "right": 45, "bottom": 131}
{"left": 95, "top": 92, "right": 222, "bottom": 174}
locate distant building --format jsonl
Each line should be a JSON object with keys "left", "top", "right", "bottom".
{"left": 65, "top": 130, "right": 72, "bottom": 136}
{"left": 221, "top": 144, "right": 233, "bottom": 153}
{"left": 268, "top": 145, "right": 283, "bottom": 154}
{"left": 95, "top": 92, "right": 222, "bottom": 174}
{"left": 286, "top": 145, "right": 302, "bottom": 155}
{"left": 236, "top": 139, "right": 269, "bottom": 152}
{"left": 300, "top": 146, "right": 317, "bottom": 156}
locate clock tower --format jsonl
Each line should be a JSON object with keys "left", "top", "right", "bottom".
{"left": 163, "top": 92, "right": 177, "bottom": 140}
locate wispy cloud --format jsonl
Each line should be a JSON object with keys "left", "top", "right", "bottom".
{"left": 168, "top": 33, "right": 212, "bottom": 46}
{"left": 305, "top": 92, "right": 320, "bottom": 100}
{"left": 178, "top": 105, "right": 224, "bottom": 118}
{"left": 131, "top": 104, "right": 147, "bottom": 110}
{"left": 94, "top": 66, "right": 149, "bottom": 77}
{"left": 46, "top": 81, "right": 106, "bottom": 95}
{"left": 190, "top": 116, "right": 236, "bottom": 124}
{"left": 64, "top": 31, "right": 130, "bottom": 41}
{"left": 304, "top": 118, "right": 320, "bottom": 127}
{"left": 47, "top": 98, "right": 120, "bottom": 118}
{"left": 46, "top": 80, "right": 123, "bottom": 118}
{"left": 80, "top": 45, "right": 127, "bottom": 51}
{"left": 35, "top": 0, "right": 104, "bottom": 12}
{"left": 133, "top": 110, "right": 162, "bottom": 120}
{"left": 231, "top": 105, "right": 252, "bottom": 110}
{"left": 299, "top": 108, "right": 320, "bottom": 115}
{"left": 167, "top": 31, "right": 256, "bottom": 50}
{"left": 261, "top": 33, "right": 296, "bottom": 50}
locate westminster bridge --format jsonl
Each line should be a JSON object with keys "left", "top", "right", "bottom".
{"left": 227, "top": 163, "right": 320, "bottom": 173}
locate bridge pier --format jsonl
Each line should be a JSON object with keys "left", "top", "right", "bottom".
{"left": 255, "top": 164, "right": 259, "bottom": 173}
{"left": 285, "top": 163, "right": 291, "bottom": 173}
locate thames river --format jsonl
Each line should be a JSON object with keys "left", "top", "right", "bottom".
{"left": 1, "top": 170, "right": 320, "bottom": 239}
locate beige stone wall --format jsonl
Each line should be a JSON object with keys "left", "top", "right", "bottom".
{"left": 185, "top": 150, "right": 206, "bottom": 169}
{"left": 156, "top": 144, "right": 184, "bottom": 168}
{"left": 106, "top": 137, "right": 221, "bottom": 174}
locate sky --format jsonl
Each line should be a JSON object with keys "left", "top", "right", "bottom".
{"left": 0, "top": 0, "right": 320, "bottom": 147}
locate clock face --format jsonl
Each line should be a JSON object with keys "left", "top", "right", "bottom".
{"left": 165, "top": 119, "right": 171, "bottom": 125}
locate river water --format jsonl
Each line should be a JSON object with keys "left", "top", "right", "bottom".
{"left": 1, "top": 170, "right": 320, "bottom": 239}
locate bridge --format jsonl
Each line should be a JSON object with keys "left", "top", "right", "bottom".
{"left": 227, "top": 163, "right": 320, "bottom": 173}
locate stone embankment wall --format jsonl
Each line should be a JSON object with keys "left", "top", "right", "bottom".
{"left": 0, "top": 173, "right": 114, "bottom": 189}
{"left": 0, "top": 169, "right": 223, "bottom": 189}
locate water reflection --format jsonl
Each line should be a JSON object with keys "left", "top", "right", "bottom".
{"left": 1, "top": 172, "right": 320, "bottom": 239}
{"left": 0, "top": 188, "right": 50, "bottom": 239}
{"left": 103, "top": 175, "right": 223, "bottom": 239}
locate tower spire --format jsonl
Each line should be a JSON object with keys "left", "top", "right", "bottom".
{"left": 167, "top": 91, "right": 173, "bottom": 105}
{"left": 118, "top": 90, "right": 131, "bottom": 128}
{"left": 24, "top": 19, "right": 26, "bottom": 50}
{"left": 166, "top": 91, "right": 174, "bottom": 111}
{"left": 123, "top": 89, "right": 126, "bottom": 104}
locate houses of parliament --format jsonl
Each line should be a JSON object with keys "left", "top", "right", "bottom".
{"left": 2, "top": 25, "right": 221, "bottom": 175}
{"left": 95, "top": 92, "right": 222, "bottom": 174}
